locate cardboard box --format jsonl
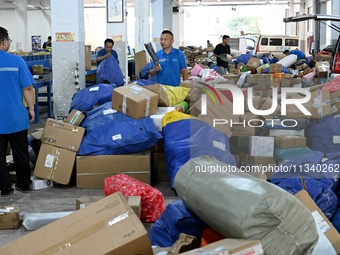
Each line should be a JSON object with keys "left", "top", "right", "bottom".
{"left": 285, "top": 93, "right": 313, "bottom": 119}
{"left": 256, "top": 74, "right": 273, "bottom": 87}
{"left": 245, "top": 95, "right": 262, "bottom": 112}
{"left": 311, "top": 90, "right": 331, "bottom": 119}
{"left": 64, "top": 109, "right": 85, "bottom": 126}
{"left": 303, "top": 67, "right": 311, "bottom": 75}
{"left": 76, "top": 196, "right": 141, "bottom": 218}
{"left": 229, "top": 68, "right": 239, "bottom": 75}
{"left": 237, "top": 62, "right": 246, "bottom": 71}
{"left": 150, "top": 141, "right": 164, "bottom": 152}
{"left": 0, "top": 192, "right": 153, "bottom": 255}
{"left": 295, "top": 190, "right": 340, "bottom": 254}
{"left": 254, "top": 86, "right": 272, "bottom": 97}
{"left": 249, "top": 136, "right": 274, "bottom": 157}
{"left": 134, "top": 50, "right": 148, "bottom": 79}
{"left": 0, "top": 205, "right": 19, "bottom": 230}
{"left": 112, "top": 84, "right": 159, "bottom": 119}
{"left": 248, "top": 155, "right": 276, "bottom": 166}
{"left": 76, "top": 151, "right": 151, "bottom": 188}
{"left": 275, "top": 135, "right": 306, "bottom": 149}
{"left": 237, "top": 112, "right": 261, "bottom": 126}
{"left": 222, "top": 74, "right": 239, "bottom": 84}
{"left": 230, "top": 126, "right": 260, "bottom": 137}
{"left": 181, "top": 238, "right": 263, "bottom": 255}
{"left": 316, "top": 61, "right": 330, "bottom": 78}
{"left": 246, "top": 57, "right": 261, "bottom": 74}
{"left": 153, "top": 152, "right": 169, "bottom": 182}
{"left": 41, "top": 118, "right": 85, "bottom": 152}
{"left": 260, "top": 97, "right": 281, "bottom": 119}
{"left": 331, "top": 90, "right": 340, "bottom": 99}
{"left": 85, "top": 45, "right": 91, "bottom": 71}
{"left": 269, "top": 63, "right": 282, "bottom": 73}
{"left": 143, "top": 84, "right": 168, "bottom": 107}
{"left": 269, "top": 129, "right": 305, "bottom": 137}
{"left": 34, "top": 144, "right": 76, "bottom": 185}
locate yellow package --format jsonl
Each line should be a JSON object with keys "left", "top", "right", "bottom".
{"left": 162, "top": 111, "right": 194, "bottom": 128}
{"left": 161, "top": 85, "right": 190, "bottom": 106}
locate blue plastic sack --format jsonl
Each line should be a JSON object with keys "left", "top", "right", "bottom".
{"left": 148, "top": 199, "right": 208, "bottom": 247}
{"left": 211, "top": 65, "right": 219, "bottom": 73}
{"left": 270, "top": 151, "right": 340, "bottom": 191}
{"left": 140, "top": 63, "right": 151, "bottom": 79}
{"left": 235, "top": 54, "right": 253, "bottom": 65}
{"left": 307, "top": 114, "right": 340, "bottom": 153}
{"left": 69, "top": 83, "right": 117, "bottom": 113}
{"left": 258, "top": 54, "right": 269, "bottom": 64}
{"left": 275, "top": 147, "right": 312, "bottom": 160}
{"left": 269, "top": 57, "right": 279, "bottom": 64}
{"left": 96, "top": 56, "right": 125, "bottom": 86}
{"left": 78, "top": 102, "right": 163, "bottom": 155}
{"left": 128, "top": 79, "right": 155, "bottom": 86}
{"left": 261, "top": 66, "right": 292, "bottom": 74}
{"left": 163, "top": 119, "right": 236, "bottom": 186}
{"left": 278, "top": 177, "right": 337, "bottom": 219}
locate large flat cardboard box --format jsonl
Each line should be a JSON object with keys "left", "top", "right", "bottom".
{"left": 0, "top": 192, "right": 153, "bottom": 255}
{"left": 134, "top": 50, "right": 148, "bottom": 79}
{"left": 34, "top": 144, "right": 76, "bottom": 185}
{"left": 249, "top": 136, "right": 274, "bottom": 157}
{"left": 230, "top": 126, "right": 261, "bottom": 137}
{"left": 181, "top": 238, "right": 263, "bottom": 255}
{"left": 76, "top": 151, "right": 151, "bottom": 188}
{"left": 295, "top": 190, "right": 340, "bottom": 254}
{"left": 248, "top": 155, "right": 276, "bottom": 166}
{"left": 41, "top": 118, "right": 85, "bottom": 152}
{"left": 153, "top": 152, "right": 169, "bottom": 182}
{"left": 85, "top": 45, "right": 91, "bottom": 71}
{"left": 311, "top": 90, "right": 331, "bottom": 119}
{"left": 315, "top": 61, "right": 330, "bottom": 78}
{"left": 64, "top": 109, "right": 85, "bottom": 126}
{"left": 112, "top": 84, "right": 159, "bottom": 119}
{"left": 246, "top": 57, "right": 261, "bottom": 74}
{"left": 76, "top": 196, "right": 141, "bottom": 218}
{"left": 143, "top": 84, "right": 168, "bottom": 107}
{"left": 275, "top": 135, "right": 306, "bottom": 149}
{"left": 0, "top": 205, "right": 19, "bottom": 230}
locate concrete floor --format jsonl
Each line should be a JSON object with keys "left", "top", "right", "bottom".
{"left": 0, "top": 108, "right": 178, "bottom": 248}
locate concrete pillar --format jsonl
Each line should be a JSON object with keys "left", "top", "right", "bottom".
{"left": 331, "top": 0, "right": 340, "bottom": 45}
{"left": 298, "top": 4, "right": 307, "bottom": 54}
{"left": 172, "top": 9, "right": 180, "bottom": 49}
{"left": 15, "top": 0, "right": 28, "bottom": 51}
{"left": 135, "top": 0, "right": 150, "bottom": 53}
{"left": 107, "top": 0, "right": 128, "bottom": 84}
{"left": 313, "top": 0, "right": 320, "bottom": 54}
{"left": 319, "top": 2, "right": 327, "bottom": 49}
{"left": 151, "top": 0, "right": 173, "bottom": 52}
{"left": 51, "top": 0, "right": 85, "bottom": 120}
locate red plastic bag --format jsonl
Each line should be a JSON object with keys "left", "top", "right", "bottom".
{"left": 103, "top": 174, "right": 166, "bottom": 223}
{"left": 321, "top": 75, "right": 340, "bottom": 92}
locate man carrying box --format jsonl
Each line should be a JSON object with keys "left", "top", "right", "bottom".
{"left": 0, "top": 27, "right": 35, "bottom": 196}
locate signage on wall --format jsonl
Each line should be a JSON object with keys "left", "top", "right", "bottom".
{"left": 153, "top": 38, "right": 160, "bottom": 42}
{"left": 109, "top": 35, "right": 123, "bottom": 42}
{"left": 55, "top": 32, "right": 75, "bottom": 42}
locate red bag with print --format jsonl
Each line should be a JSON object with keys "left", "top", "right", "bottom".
{"left": 103, "top": 174, "right": 166, "bottom": 223}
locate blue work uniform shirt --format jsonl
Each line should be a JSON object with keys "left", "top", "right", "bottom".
{"left": 97, "top": 48, "right": 119, "bottom": 66}
{"left": 149, "top": 47, "right": 187, "bottom": 87}
{"left": 289, "top": 50, "right": 305, "bottom": 59}
{"left": 0, "top": 51, "right": 34, "bottom": 134}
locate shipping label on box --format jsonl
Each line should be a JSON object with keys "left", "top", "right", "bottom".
{"left": 0, "top": 205, "right": 19, "bottom": 230}
{"left": 332, "top": 103, "right": 340, "bottom": 115}
{"left": 76, "top": 151, "right": 151, "bottom": 188}
{"left": 34, "top": 144, "right": 76, "bottom": 185}
{"left": 41, "top": 118, "right": 85, "bottom": 152}
{"left": 143, "top": 84, "right": 168, "bottom": 107}
{"left": 64, "top": 109, "right": 85, "bottom": 126}
{"left": 249, "top": 136, "right": 274, "bottom": 157}
{"left": 316, "top": 61, "right": 329, "bottom": 78}
{"left": 0, "top": 192, "right": 153, "bottom": 255}
{"left": 112, "top": 84, "right": 159, "bottom": 120}
{"left": 295, "top": 190, "right": 340, "bottom": 254}
{"left": 274, "top": 135, "right": 306, "bottom": 149}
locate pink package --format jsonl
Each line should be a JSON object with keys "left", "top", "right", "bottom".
{"left": 190, "top": 63, "right": 203, "bottom": 76}
{"left": 302, "top": 68, "right": 316, "bottom": 83}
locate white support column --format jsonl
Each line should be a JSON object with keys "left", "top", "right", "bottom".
{"left": 51, "top": 0, "right": 85, "bottom": 120}
{"left": 319, "top": 2, "right": 327, "bottom": 49}
{"left": 15, "top": 0, "right": 28, "bottom": 51}
{"left": 107, "top": 0, "right": 128, "bottom": 85}
{"left": 151, "top": 0, "right": 173, "bottom": 52}
{"left": 135, "top": 0, "right": 150, "bottom": 53}
{"left": 331, "top": 0, "right": 340, "bottom": 45}
{"left": 172, "top": 7, "right": 180, "bottom": 49}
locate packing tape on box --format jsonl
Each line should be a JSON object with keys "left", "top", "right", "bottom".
{"left": 314, "top": 91, "right": 330, "bottom": 118}
{"left": 43, "top": 148, "right": 60, "bottom": 181}
{"left": 319, "top": 63, "right": 328, "bottom": 72}
{"left": 122, "top": 86, "right": 150, "bottom": 117}
{"left": 37, "top": 211, "right": 133, "bottom": 255}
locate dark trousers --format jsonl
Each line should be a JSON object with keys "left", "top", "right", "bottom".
{"left": 0, "top": 130, "right": 32, "bottom": 190}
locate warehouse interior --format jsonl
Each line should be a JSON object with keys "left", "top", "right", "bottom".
{"left": 1, "top": 0, "right": 340, "bottom": 254}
